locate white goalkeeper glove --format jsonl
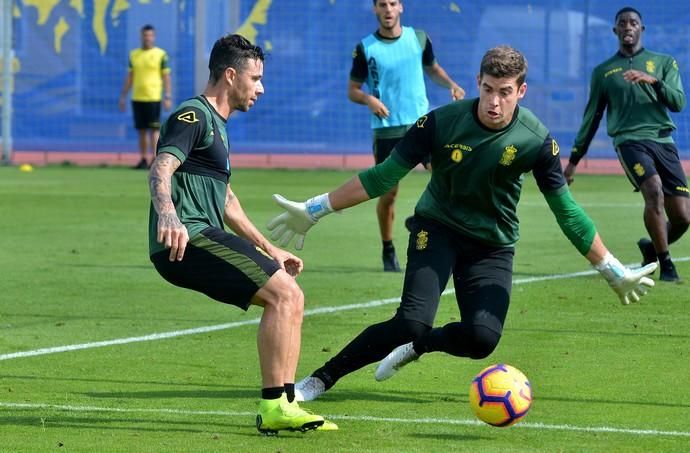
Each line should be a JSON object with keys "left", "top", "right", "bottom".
{"left": 594, "top": 252, "right": 657, "bottom": 305}
{"left": 267, "top": 193, "right": 333, "bottom": 250}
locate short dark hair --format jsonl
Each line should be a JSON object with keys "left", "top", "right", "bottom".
{"left": 480, "top": 46, "right": 528, "bottom": 86}
{"left": 615, "top": 7, "right": 642, "bottom": 22}
{"left": 141, "top": 24, "right": 155, "bottom": 33}
{"left": 208, "top": 34, "right": 265, "bottom": 83}
{"left": 373, "top": 0, "right": 401, "bottom": 5}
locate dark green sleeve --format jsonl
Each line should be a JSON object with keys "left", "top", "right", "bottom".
{"left": 350, "top": 43, "right": 368, "bottom": 83}
{"left": 543, "top": 186, "right": 597, "bottom": 256}
{"left": 415, "top": 30, "right": 437, "bottom": 67}
{"left": 358, "top": 153, "right": 414, "bottom": 199}
{"left": 570, "top": 70, "right": 607, "bottom": 165}
{"left": 653, "top": 57, "right": 686, "bottom": 112}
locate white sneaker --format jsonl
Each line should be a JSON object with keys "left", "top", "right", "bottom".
{"left": 375, "top": 342, "right": 419, "bottom": 381}
{"left": 295, "top": 376, "right": 326, "bottom": 402}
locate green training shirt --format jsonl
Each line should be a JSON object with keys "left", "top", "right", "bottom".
{"left": 148, "top": 95, "right": 230, "bottom": 256}
{"left": 367, "top": 99, "right": 567, "bottom": 247}
{"left": 570, "top": 48, "right": 685, "bottom": 164}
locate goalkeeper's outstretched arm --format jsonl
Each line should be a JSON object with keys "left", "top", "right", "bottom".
{"left": 268, "top": 153, "right": 413, "bottom": 249}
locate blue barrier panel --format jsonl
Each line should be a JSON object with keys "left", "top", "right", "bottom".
{"left": 3, "top": 0, "right": 689, "bottom": 159}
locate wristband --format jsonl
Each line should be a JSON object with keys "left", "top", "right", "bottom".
{"left": 305, "top": 193, "right": 333, "bottom": 221}
{"left": 594, "top": 252, "right": 625, "bottom": 279}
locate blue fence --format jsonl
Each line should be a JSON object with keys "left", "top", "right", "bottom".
{"left": 4, "top": 0, "right": 690, "bottom": 158}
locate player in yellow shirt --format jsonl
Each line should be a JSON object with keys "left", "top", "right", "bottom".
{"left": 119, "top": 24, "right": 172, "bottom": 169}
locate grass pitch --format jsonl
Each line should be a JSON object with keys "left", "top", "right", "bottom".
{"left": 0, "top": 166, "right": 689, "bottom": 452}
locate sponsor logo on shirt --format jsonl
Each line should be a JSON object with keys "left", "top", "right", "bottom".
{"left": 552, "top": 139, "right": 560, "bottom": 156}
{"left": 604, "top": 67, "right": 623, "bottom": 78}
{"left": 416, "top": 115, "right": 428, "bottom": 128}
{"left": 676, "top": 186, "right": 689, "bottom": 193}
{"left": 499, "top": 145, "right": 517, "bottom": 166}
{"left": 444, "top": 143, "right": 472, "bottom": 163}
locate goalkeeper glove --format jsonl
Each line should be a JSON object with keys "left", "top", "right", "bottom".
{"left": 594, "top": 252, "right": 657, "bottom": 305}
{"left": 267, "top": 193, "right": 333, "bottom": 250}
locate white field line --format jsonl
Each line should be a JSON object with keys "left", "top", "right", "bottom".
{"left": 2, "top": 257, "right": 689, "bottom": 362}
{"left": 1, "top": 401, "right": 689, "bottom": 438}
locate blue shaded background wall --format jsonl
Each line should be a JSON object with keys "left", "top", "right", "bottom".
{"left": 4, "top": 0, "right": 690, "bottom": 158}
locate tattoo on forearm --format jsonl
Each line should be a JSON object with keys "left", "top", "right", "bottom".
{"left": 149, "top": 154, "right": 181, "bottom": 215}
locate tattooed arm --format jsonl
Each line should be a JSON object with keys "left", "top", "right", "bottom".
{"left": 224, "top": 184, "right": 303, "bottom": 276}
{"left": 149, "top": 153, "right": 188, "bottom": 261}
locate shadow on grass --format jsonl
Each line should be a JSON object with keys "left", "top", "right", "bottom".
{"left": 0, "top": 414, "right": 248, "bottom": 434}
{"left": 2, "top": 374, "right": 231, "bottom": 389}
{"left": 410, "top": 432, "right": 486, "bottom": 442}
{"left": 6, "top": 373, "right": 689, "bottom": 409}
{"left": 59, "top": 263, "right": 151, "bottom": 270}
{"left": 81, "top": 387, "right": 433, "bottom": 404}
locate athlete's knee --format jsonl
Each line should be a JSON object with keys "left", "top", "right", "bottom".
{"left": 674, "top": 209, "right": 690, "bottom": 228}
{"left": 466, "top": 325, "right": 502, "bottom": 359}
{"left": 641, "top": 179, "right": 664, "bottom": 209}
{"left": 380, "top": 186, "right": 399, "bottom": 204}
{"left": 262, "top": 271, "right": 304, "bottom": 317}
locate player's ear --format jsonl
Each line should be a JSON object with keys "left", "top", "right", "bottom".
{"left": 225, "top": 67, "right": 237, "bottom": 85}
{"left": 476, "top": 74, "right": 482, "bottom": 88}
{"left": 517, "top": 82, "right": 527, "bottom": 99}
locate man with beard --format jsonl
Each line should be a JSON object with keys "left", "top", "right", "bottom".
{"left": 349, "top": 0, "right": 465, "bottom": 272}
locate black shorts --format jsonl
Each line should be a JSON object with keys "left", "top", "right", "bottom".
{"left": 396, "top": 215, "right": 514, "bottom": 336}
{"left": 373, "top": 136, "right": 431, "bottom": 167}
{"left": 616, "top": 140, "right": 689, "bottom": 197}
{"left": 150, "top": 227, "right": 282, "bottom": 310}
{"left": 132, "top": 101, "right": 162, "bottom": 130}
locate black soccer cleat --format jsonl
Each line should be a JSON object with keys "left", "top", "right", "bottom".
{"left": 637, "top": 238, "right": 657, "bottom": 267}
{"left": 659, "top": 259, "right": 680, "bottom": 282}
{"left": 382, "top": 248, "right": 401, "bottom": 272}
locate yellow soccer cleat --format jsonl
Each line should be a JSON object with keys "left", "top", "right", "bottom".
{"left": 256, "top": 394, "right": 324, "bottom": 435}
{"left": 316, "top": 419, "right": 339, "bottom": 431}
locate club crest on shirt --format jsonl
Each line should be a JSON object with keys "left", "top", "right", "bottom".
{"left": 499, "top": 145, "right": 517, "bottom": 166}
{"left": 177, "top": 111, "right": 199, "bottom": 124}
{"left": 416, "top": 230, "right": 429, "bottom": 251}
{"left": 633, "top": 163, "right": 645, "bottom": 177}
{"left": 645, "top": 60, "right": 656, "bottom": 74}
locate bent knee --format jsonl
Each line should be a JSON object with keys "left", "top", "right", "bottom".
{"left": 467, "top": 325, "right": 501, "bottom": 359}
{"left": 258, "top": 271, "right": 304, "bottom": 312}
{"left": 380, "top": 187, "right": 399, "bottom": 202}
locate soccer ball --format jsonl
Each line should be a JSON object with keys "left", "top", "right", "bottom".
{"left": 468, "top": 363, "right": 532, "bottom": 427}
